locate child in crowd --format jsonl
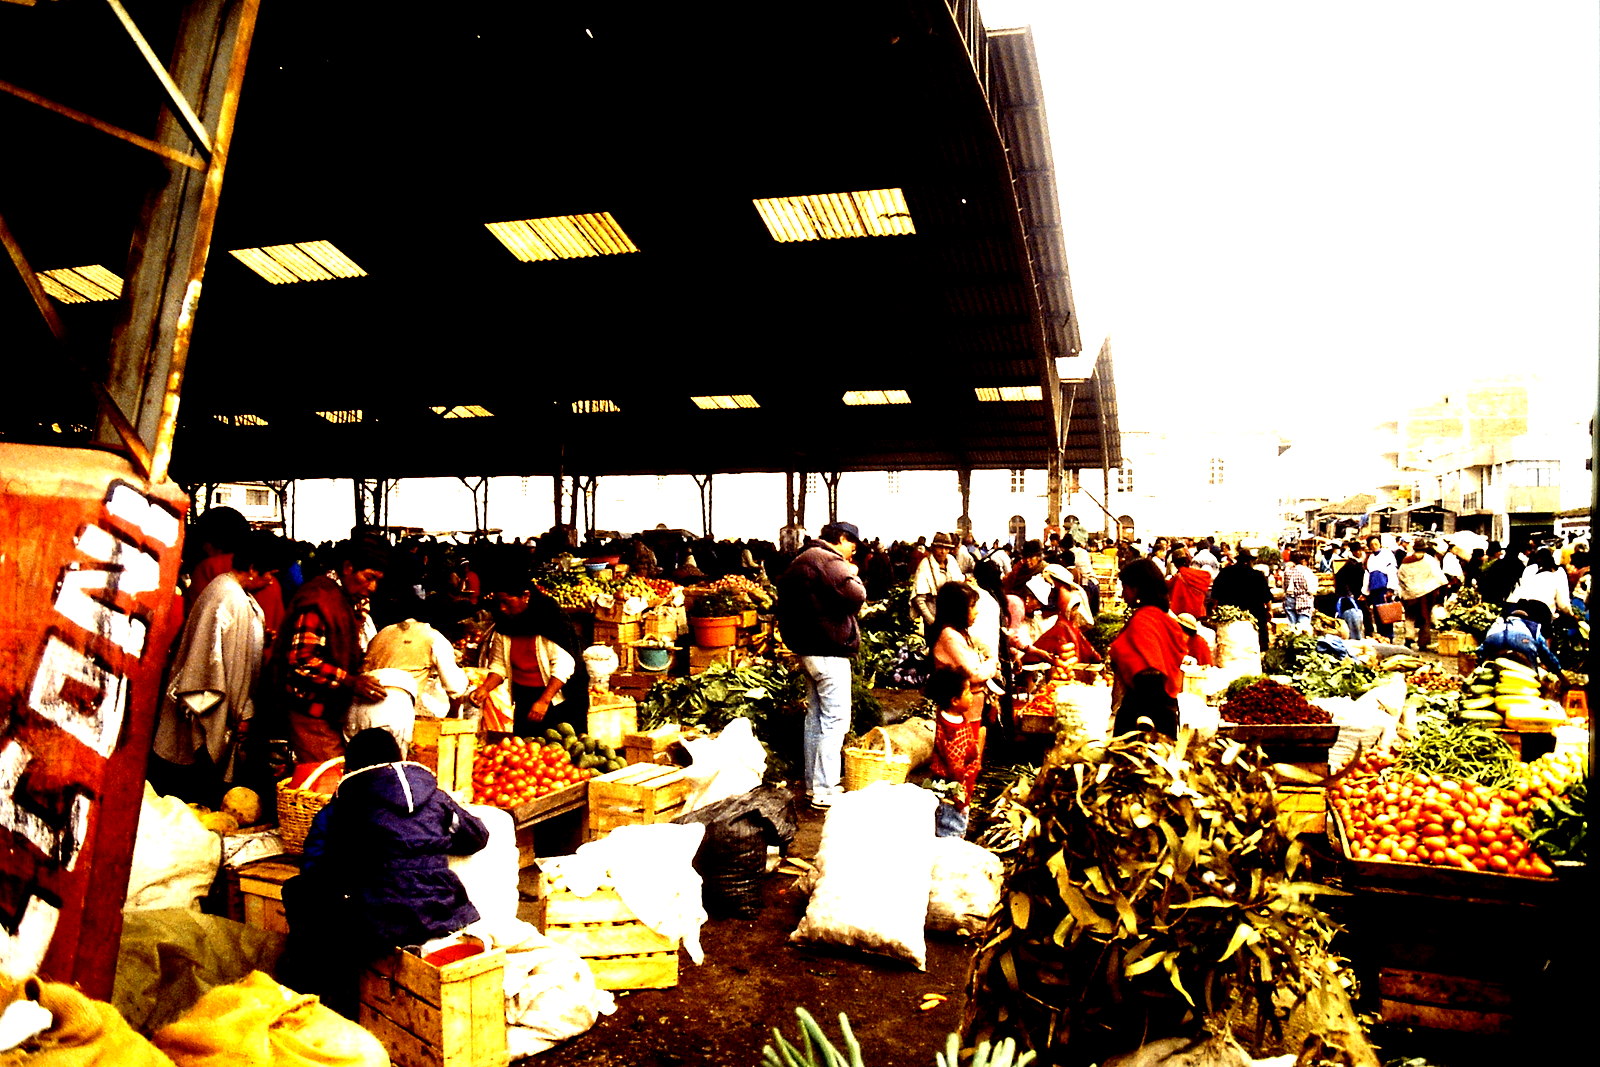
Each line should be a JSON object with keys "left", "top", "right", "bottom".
{"left": 280, "top": 728, "right": 489, "bottom": 1018}
{"left": 925, "top": 667, "right": 985, "bottom": 839}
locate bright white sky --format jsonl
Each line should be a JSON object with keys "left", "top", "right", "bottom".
{"left": 980, "top": 1, "right": 1598, "bottom": 471}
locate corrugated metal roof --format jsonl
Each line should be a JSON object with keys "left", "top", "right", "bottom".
{"left": 1, "top": 1, "right": 1118, "bottom": 481}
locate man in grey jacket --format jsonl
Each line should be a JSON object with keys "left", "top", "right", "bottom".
{"left": 777, "top": 522, "right": 867, "bottom": 809}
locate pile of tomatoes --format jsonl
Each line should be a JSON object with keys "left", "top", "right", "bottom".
{"left": 1330, "top": 753, "right": 1554, "bottom": 878}
{"left": 471, "top": 737, "right": 597, "bottom": 811}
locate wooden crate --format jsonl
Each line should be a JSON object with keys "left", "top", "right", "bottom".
{"left": 412, "top": 717, "right": 478, "bottom": 796}
{"left": 360, "top": 940, "right": 508, "bottom": 1067}
{"left": 688, "top": 645, "right": 747, "bottom": 675}
{"left": 540, "top": 885, "right": 678, "bottom": 990}
{"left": 587, "top": 762, "right": 693, "bottom": 839}
{"left": 622, "top": 725, "right": 683, "bottom": 766}
{"left": 609, "top": 671, "right": 658, "bottom": 701}
{"left": 1377, "top": 967, "right": 1513, "bottom": 1034}
{"left": 1435, "top": 631, "right": 1477, "bottom": 656}
{"left": 642, "top": 611, "right": 679, "bottom": 641}
{"left": 586, "top": 695, "right": 638, "bottom": 749}
{"left": 1276, "top": 786, "right": 1327, "bottom": 836}
{"left": 236, "top": 856, "right": 302, "bottom": 934}
{"left": 592, "top": 618, "right": 644, "bottom": 648}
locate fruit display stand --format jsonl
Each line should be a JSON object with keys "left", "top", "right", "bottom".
{"left": 507, "top": 782, "right": 587, "bottom": 868}
{"left": 1322, "top": 807, "right": 1578, "bottom": 1036}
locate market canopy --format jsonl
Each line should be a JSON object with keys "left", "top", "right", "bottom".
{"left": 2, "top": 0, "right": 1120, "bottom": 483}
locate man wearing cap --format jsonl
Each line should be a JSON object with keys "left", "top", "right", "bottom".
{"left": 912, "top": 531, "right": 968, "bottom": 639}
{"left": 777, "top": 522, "right": 868, "bottom": 809}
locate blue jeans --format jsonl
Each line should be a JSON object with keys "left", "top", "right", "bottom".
{"left": 798, "top": 654, "right": 852, "bottom": 803}
{"left": 935, "top": 801, "right": 969, "bottom": 839}
{"left": 1285, "top": 604, "right": 1313, "bottom": 630}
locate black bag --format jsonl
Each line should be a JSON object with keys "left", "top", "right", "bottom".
{"left": 672, "top": 785, "right": 798, "bottom": 918}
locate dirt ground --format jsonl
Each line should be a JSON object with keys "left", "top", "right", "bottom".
{"left": 527, "top": 800, "right": 979, "bottom": 1067}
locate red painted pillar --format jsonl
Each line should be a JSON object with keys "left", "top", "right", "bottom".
{"left": 0, "top": 443, "right": 188, "bottom": 997}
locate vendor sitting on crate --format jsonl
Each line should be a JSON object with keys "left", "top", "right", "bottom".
{"left": 467, "top": 577, "right": 588, "bottom": 737}
{"left": 279, "top": 728, "right": 489, "bottom": 1019}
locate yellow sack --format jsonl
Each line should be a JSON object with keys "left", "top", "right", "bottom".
{"left": 151, "top": 972, "right": 385, "bottom": 1067}
{"left": 0, "top": 975, "right": 176, "bottom": 1067}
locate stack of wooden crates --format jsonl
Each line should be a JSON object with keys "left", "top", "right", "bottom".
{"left": 538, "top": 880, "right": 680, "bottom": 991}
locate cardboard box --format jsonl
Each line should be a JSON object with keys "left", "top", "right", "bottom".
{"left": 360, "top": 940, "right": 508, "bottom": 1067}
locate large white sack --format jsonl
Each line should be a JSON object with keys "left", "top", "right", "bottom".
{"left": 126, "top": 782, "right": 221, "bottom": 912}
{"left": 925, "top": 837, "right": 1003, "bottom": 937}
{"left": 790, "top": 782, "right": 937, "bottom": 969}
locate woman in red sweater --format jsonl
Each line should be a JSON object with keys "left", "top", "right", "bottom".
{"left": 1107, "top": 559, "right": 1187, "bottom": 737}
{"left": 1166, "top": 548, "right": 1213, "bottom": 620}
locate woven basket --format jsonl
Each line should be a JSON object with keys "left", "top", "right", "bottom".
{"left": 842, "top": 728, "right": 912, "bottom": 792}
{"left": 276, "top": 757, "right": 343, "bottom": 853}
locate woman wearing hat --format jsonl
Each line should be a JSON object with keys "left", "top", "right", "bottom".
{"left": 1014, "top": 565, "right": 1102, "bottom": 677}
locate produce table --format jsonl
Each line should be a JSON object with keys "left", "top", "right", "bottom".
{"left": 1322, "top": 808, "right": 1584, "bottom": 1038}
{"left": 508, "top": 782, "right": 587, "bottom": 867}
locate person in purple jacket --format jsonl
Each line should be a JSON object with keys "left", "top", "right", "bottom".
{"left": 280, "top": 728, "right": 488, "bottom": 1017}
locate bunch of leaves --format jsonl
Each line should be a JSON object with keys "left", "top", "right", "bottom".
{"left": 1550, "top": 612, "right": 1588, "bottom": 672}
{"left": 1291, "top": 655, "right": 1381, "bottom": 700}
{"left": 1207, "top": 605, "right": 1259, "bottom": 635}
{"left": 964, "top": 730, "right": 1349, "bottom": 1067}
{"left": 760, "top": 1008, "right": 1034, "bottom": 1067}
{"left": 1520, "top": 775, "right": 1587, "bottom": 862}
{"left": 1082, "top": 602, "right": 1132, "bottom": 657}
{"left": 1223, "top": 675, "right": 1267, "bottom": 701}
{"left": 1437, "top": 588, "right": 1498, "bottom": 639}
{"left": 1404, "top": 689, "right": 1461, "bottom": 723}
{"left": 859, "top": 581, "right": 921, "bottom": 639}
{"left": 1262, "top": 631, "right": 1319, "bottom": 677}
{"left": 638, "top": 658, "right": 807, "bottom": 776}
{"left": 857, "top": 628, "right": 928, "bottom": 687}
{"left": 688, "top": 588, "right": 754, "bottom": 617}
{"left": 1396, "top": 718, "right": 1519, "bottom": 788}
{"left": 972, "top": 763, "right": 1041, "bottom": 857}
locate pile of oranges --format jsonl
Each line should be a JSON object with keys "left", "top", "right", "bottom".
{"left": 1330, "top": 752, "right": 1556, "bottom": 879}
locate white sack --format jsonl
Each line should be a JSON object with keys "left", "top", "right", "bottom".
{"left": 1215, "top": 620, "right": 1263, "bottom": 675}
{"left": 542, "top": 823, "right": 708, "bottom": 963}
{"left": 449, "top": 804, "right": 519, "bottom": 928}
{"left": 125, "top": 782, "right": 221, "bottom": 911}
{"left": 467, "top": 916, "right": 616, "bottom": 1060}
{"left": 677, "top": 716, "right": 767, "bottom": 814}
{"left": 925, "top": 837, "right": 1004, "bottom": 937}
{"left": 790, "top": 782, "right": 937, "bottom": 969}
